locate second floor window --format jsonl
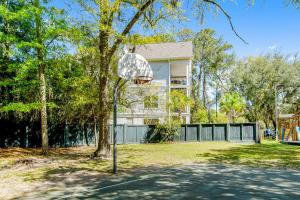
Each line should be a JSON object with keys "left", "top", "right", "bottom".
{"left": 144, "top": 95, "right": 159, "bottom": 109}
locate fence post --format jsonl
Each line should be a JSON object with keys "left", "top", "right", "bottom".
{"left": 185, "top": 124, "right": 188, "bottom": 141}
{"left": 196, "top": 124, "right": 199, "bottom": 141}
{"left": 212, "top": 124, "right": 215, "bottom": 141}
{"left": 226, "top": 123, "right": 230, "bottom": 141}
{"left": 199, "top": 124, "right": 202, "bottom": 142}
{"left": 240, "top": 124, "right": 243, "bottom": 141}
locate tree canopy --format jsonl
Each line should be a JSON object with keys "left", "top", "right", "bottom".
{"left": 1, "top": 0, "right": 300, "bottom": 151}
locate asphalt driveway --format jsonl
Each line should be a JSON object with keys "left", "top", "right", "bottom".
{"left": 15, "top": 163, "right": 300, "bottom": 200}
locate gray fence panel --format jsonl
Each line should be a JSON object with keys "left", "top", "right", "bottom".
{"left": 230, "top": 125, "right": 241, "bottom": 141}
{"left": 181, "top": 126, "right": 186, "bottom": 141}
{"left": 119, "top": 125, "right": 126, "bottom": 144}
{"left": 126, "top": 125, "right": 138, "bottom": 144}
{"left": 173, "top": 134, "right": 180, "bottom": 142}
{"left": 174, "top": 126, "right": 185, "bottom": 141}
{"left": 214, "top": 125, "right": 226, "bottom": 141}
{"left": 242, "top": 125, "right": 255, "bottom": 141}
{"left": 186, "top": 125, "right": 198, "bottom": 141}
{"left": 137, "top": 126, "right": 148, "bottom": 143}
{"left": 108, "top": 123, "right": 257, "bottom": 145}
{"left": 5, "top": 122, "right": 258, "bottom": 147}
{"left": 108, "top": 125, "right": 124, "bottom": 144}
{"left": 109, "top": 125, "right": 112, "bottom": 144}
{"left": 201, "top": 125, "right": 213, "bottom": 141}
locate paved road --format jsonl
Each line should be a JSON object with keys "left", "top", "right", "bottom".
{"left": 16, "top": 163, "right": 300, "bottom": 200}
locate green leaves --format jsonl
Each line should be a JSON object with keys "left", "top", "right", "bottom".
{"left": 231, "top": 53, "right": 300, "bottom": 126}
{"left": 220, "top": 92, "right": 246, "bottom": 123}
{"left": 0, "top": 102, "right": 57, "bottom": 113}
{"left": 191, "top": 28, "right": 234, "bottom": 123}
{"left": 168, "top": 89, "right": 192, "bottom": 115}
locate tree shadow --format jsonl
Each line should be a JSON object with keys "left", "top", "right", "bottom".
{"left": 197, "top": 142, "right": 300, "bottom": 169}
{"left": 11, "top": 163, "right": 300, "bottom": 200}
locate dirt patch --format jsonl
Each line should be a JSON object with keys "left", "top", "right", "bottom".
{"left": 0, "top": 167, "right": 104, "bottom": 200}
{"left": 1, "top": 158, "right": 54, "bottom": 171}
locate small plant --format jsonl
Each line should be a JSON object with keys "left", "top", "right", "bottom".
{"left": 154, "top": 119, "right": 181, "bottom": 142}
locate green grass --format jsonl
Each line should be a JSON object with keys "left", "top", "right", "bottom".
{"left": 200, "top": 140, "right": 300, "bottom": 169}
{"left": 1, "top": 141, "right": 300, "bottom": 183}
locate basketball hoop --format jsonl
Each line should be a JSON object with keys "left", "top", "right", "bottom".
{"left": 133, "top": 76, "right": 152, "bottom": 84}
{"left": 118, "top": 49, "right": 153, "bottom": 84}
{"left": 113, "top": 47, "right": 153, "bottom": 175}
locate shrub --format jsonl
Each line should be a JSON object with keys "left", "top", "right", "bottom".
{"left": 154, "top": 119, "right": 181, "bottom": 142}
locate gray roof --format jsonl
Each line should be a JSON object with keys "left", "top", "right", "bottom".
{"left": 134, "top": 41, "right": 193, "bottom": 60}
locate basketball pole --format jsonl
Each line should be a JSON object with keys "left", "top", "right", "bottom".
{"left": 114, "top": 47, "right": 153, "bottom": 174}
{"left": 113, "top": 78, "right": 122, "bottom": 175}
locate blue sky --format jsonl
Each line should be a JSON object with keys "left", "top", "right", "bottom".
{"left": 52, "top": 0, "right": 300, "bottom": 58}
{"left": 181, "top": 0, "right": 300, "bottom": 58}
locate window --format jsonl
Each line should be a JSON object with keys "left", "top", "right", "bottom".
{"left": 144, "top": 95, "right": 159, "bottom": 109}
{"left": 144, "top": 118, "right": 159, "bottom": 125}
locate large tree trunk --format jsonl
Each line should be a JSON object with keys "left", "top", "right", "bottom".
{"left": 39, "top": 61, "right": 48, "bottom": 154}
{"left": 34, "top": 0, "right": 48, "bottom": 155}
{"left": 39, "top": 63, "right": 48, "bottom": 153}
{"left": 94, "top": 76, "right": 111, "bottom": 158}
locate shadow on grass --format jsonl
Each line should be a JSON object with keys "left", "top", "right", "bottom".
{"left": 197, "top": 142, "right": 300, "bottom": 169}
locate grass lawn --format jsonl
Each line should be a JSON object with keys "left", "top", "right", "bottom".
{"left": 1, "top": 141, "right": 300, "bottom": 198}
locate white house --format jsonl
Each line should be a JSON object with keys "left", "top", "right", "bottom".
{"left": 117, "top": 41, "right": 193, "bottom": 125}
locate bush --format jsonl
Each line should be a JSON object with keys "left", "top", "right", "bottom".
{"left": 153, "top": 119, "right": 181, "bottom": 142}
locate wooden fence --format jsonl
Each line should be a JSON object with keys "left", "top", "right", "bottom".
{"left": 109, "top": 123, "right": 260, "bottom": 144}
{"left": 0, "top": 122, "right": 259, "bottom": 147}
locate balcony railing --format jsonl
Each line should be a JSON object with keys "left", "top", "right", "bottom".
{"left": 170, "top": 76, "right": 187, "bottom": 85}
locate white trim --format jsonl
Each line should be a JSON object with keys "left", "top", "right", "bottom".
{"left": 168, "top": 59, "right": 171, "bottom": 123}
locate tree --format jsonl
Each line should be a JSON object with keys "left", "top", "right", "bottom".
{"left": 231, "top": 53, "right": 300, "bottom": 128}
{"left": 31, "top": 0, "right": 68, "bottom": 154}
{"left": 0, "top": 0, "right": 68, "bottom": 153}
{"left": 33, "top": 0, "right": 49, "bottom": 154}
{"left": 191, "top": 106, "right": 209, "bottom": 123}
{"left": 192, "top": 28, "right": 234, "bottom": 122}
{"left": 168, "top": 89, "right": 192, "bottom": 123}
{"left": 0, "top": 0, "right": 32, "bottom": 147}
{"left": 72, "top": 0, "right": 246, "bottom": 158}
{"left": 220, "top": 92, "right": 245, "bottom": 123}
{"left": 2, "top": 0, "right": 281, "bottom": 151}
{"left": 176, "top": 28, "right": 195, "bottom": 41}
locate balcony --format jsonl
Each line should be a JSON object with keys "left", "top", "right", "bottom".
{"left": 171, "top": 76, "right": 187, "bottom": 86}
{"left": 170, "top": 60, "right": 189, "bottom": 87}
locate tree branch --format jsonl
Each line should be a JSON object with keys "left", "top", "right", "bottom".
{"left": 46, "top": 35, "right": 60, "bottom": 48}
{"left": 203, "top": 0, "right": 248, "bottom": 44}
{"left": 108, "top": 0, "right": 156, "bottom": 59}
